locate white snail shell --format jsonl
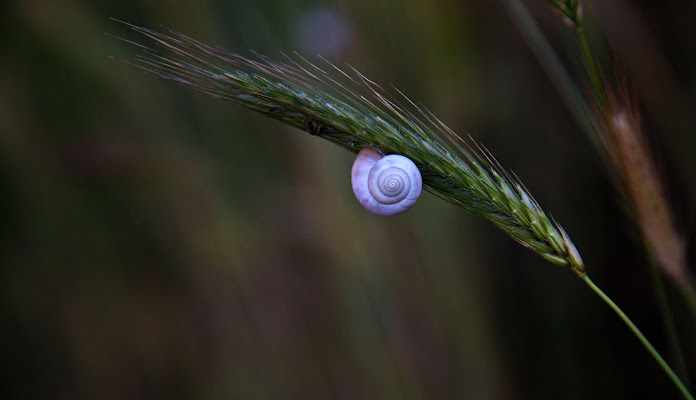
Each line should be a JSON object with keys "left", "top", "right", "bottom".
{"left": 351, "top": 148, "right": 422, "bottom": 216}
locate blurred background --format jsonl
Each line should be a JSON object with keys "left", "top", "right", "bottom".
{"left": 2, "top": 0, "right": 695, "bottom": 398}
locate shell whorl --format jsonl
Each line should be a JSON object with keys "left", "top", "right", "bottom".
{"left": 351, "top": 148, "right": 422, "bottom": 216}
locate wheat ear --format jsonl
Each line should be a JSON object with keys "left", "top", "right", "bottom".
{"left": 110, "top": 19, "right": 584, "bottom": 275}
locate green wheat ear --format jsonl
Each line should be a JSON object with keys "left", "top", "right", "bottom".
{"left": 110, "top": 19, "right": 584, "bottom": 275}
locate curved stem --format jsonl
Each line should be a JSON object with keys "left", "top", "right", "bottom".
{"left": 581, "top": 274, "right": 694, "bottom": 400}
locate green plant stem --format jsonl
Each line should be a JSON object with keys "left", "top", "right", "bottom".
{"left": 574, "top": 27, "right": 607, "bottom": 114}
{"left": 581, "top": 274, "right": 695, "bottom": 400}
{"left": 679, "top": 279, "right": 696, "bottom": 322}
{"left": 502, "top": 0, "right": 596, "bottom": 145}
{"left": 647, "top": 257, "right": 692, "bottom": 390}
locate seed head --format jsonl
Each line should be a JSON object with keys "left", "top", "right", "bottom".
{"left": 111, "top": 20, "right": 585, "bottom": 274}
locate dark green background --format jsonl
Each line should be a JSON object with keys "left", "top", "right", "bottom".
{"left": 2, "top": 0, "right": 695, "bottom": 398}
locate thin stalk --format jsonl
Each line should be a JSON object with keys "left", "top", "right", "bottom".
{"left": 581, "top": 274, "right": 695, "bottom": 400}
{"left": 647, "top": 257, "right": 692, "bottom": 390}
{"left": 678, "top": 280, "right": 696, "bottom": 322}
{"left": 574, "top": 27, "right": 607, "bottom": 113}
{"left": 502, "top": 0, "right": 596, "bottom": 146}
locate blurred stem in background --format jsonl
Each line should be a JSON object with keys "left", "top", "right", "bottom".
{"left": 505, "top": 0, "right": 695, "bottom": 392}
{"left": 549, "top": 0, "right": 696, "bottom": 320}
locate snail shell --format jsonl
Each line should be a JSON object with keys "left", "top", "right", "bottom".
{"left": 351, "top": 148, "right": 422, "bottom": 216}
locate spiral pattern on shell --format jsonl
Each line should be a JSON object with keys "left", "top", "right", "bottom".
{"left": 351, "top": 148, "right": 422, "bottom": 216}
